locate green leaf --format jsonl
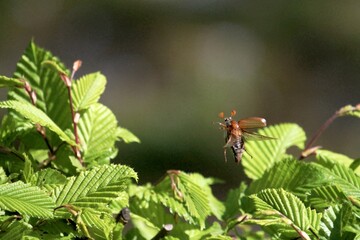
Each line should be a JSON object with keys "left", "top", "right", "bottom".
{"left": 0, "top": 167, "right": 8, "bottom": 184}
{"left": 151, "top": 171, "right": 212, "bottom": 229}
{"left": 54, "top": 164, "right": 137, "bottom": 209}
{"left": 186, "top": 173, "right": 225, "bottom": 220}
{"left": 247, "top": 157, "right": 334, "bottom": 197}
{"left": 0, "top": 100, "right": 76, "bottom": 146}
{"left": 242, "top": 123, "right": 306, "bottom": 179}
{"left": 130, "top": 189, "right": 176, "bottom": 230}
{"left": 308, "top": 185, "right": 348, "bottom": 209}
{"left": 249, "top": 188, "right": 320, "bottom": 239}
{"left": 0, "top": 76, "right": 23, "bottom": 88}
{"left": 337, "top": 104, "right": 360, "bottom": 118}
{"left": 0, "top": 114, "right": 34, "bottom": 146}
{"left": 72, "top": 72, "right": 106, "bottom": 111}
{"left": 77, "top": 103, "right": 119, "bottom": 165}
{"left": 0, "top": 220, "right": 32, "bottom": 240}
{"left": 9, "top": 40, "right": 72, "bottom": 137}
{"left": 80, "top": 208, "right": 114, "bottom": 240}
{"left": 117, "top": 127, "right": 140, "bottom": 143}
{"left": 23, "top": 219, "right": 77, "bottom": 239}
{"left": 315, "top": 161, "right": 360, "bottom": 198}
{"left": 185, "top": 222, "right": 226, "bottom": 239}
{"left": 316, "top": 149, "right": 360, "bottom": 175}
{"left": 176, "top": 172, "right": 211, "bottom": 229}
{"left": 319, "top": 204, "right": 355, "bottom": 240}
{"left": 41, "top": 60, "right": 67, "bottom": 75}
{"left": 223, "top": 182, "right": 247, "bottom": 220}
{"left": 30, "top": 169, "right": 67, "bottom": 191}
{"left": 0, "top": 181, "right": 55, "bottom": 218}
{"left": 130, "top": 213, "right": 161, "bottom": 239}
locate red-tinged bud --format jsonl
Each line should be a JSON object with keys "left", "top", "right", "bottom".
{"left": 60, "top": 73, "right": 71, "bottom": 87}
{"left": 356, "top": 103, "right": 360, "bottom": 110}
{"left": 299, "top": 231, "right": 311, "bottom": 240}
{"left": 73, "top": 60, "right": 82, "bottom": 72}
{"left": 24, "top": 81, "right": 32, "bottom": 93}
{"left": 74, "top": 112, "right": 80, "bottom": 124}
{"left": 301, "top": 145, "right": 321, "bottom": 159}
{"left": 31, "top": 91, "right": 37, "bottom": 105}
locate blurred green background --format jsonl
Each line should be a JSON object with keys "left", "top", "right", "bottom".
{"left": 0, "top": 1, "right": 359, "bottom": 196}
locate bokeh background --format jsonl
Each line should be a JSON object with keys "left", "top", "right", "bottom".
{"left": 0, "top": 1, "right": 359, "bottom": 197}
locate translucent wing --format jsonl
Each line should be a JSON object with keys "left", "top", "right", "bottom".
{"left": 242, "top": 130, "right": 276, "bottom": 141}
{"left": 238, "top": 117, "right": 266, "bottom": 129}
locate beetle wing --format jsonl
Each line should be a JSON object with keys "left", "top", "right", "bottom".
{"left": 238, "top": 117, "right": 267, "bottom": 129}
{"left": 242, "top": 130, "right": 276, "bottom": 141}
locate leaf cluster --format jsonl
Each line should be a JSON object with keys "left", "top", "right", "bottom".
{"left": 0, "top": 41, "right": 359, "bottom": 239}
{"left": 0, "top": 41, "right": 139, "bottom": 239}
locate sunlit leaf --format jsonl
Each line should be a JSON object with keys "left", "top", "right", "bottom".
{"left": 54, "top": 164, "right": 137, "bottom": 209}
{"left": 249, "top": 188, "right": 320, "bottom": 239}
{"left": 242, "top": 123, "right": 306, "bottom": 179}
{"left": 8, "top": 40, "right": 72, "bottom": 139}
{"left": 316, "top": 149, "right": 360, "bottom": 175}
{"left": 0, "top": 220, "right": 32, "bottom": 240}
{"left": 72, "top": 72, "right": 106, "bottom": 111}
{"left": 77, "top": 103, "right": 119, "bottom": 165}
{"left": 0, "top": 76, "right": 23, "bottom": 88}
{"left": 0, "top": 181, "right": 55, "bottom": 218}
{"left": 247, "top": 157, "right": 332, "bottom": 195}
{"left": 117, "top": 127, "right": 140, "bottom": 143}
{"left": 319, "top": 203, "right": 355, "bottom": 240}
{"left": 0, "top": 100, "right": 76, "bottom": 146}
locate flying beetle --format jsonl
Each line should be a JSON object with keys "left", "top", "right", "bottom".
{"left": 217, "top": 110, "right": 274, "bottom": 163}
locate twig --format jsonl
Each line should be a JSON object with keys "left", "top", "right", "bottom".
{"left": 151, "top": 224, "right": 173, "bottom": 240}
{"left": 300, "top": 104, "right": 359, "bottom": 160}
{"left": 21, "top": 79, "right": 55, "bottom": 156}
{"left": 59, "top": 60, "right": 84, "bottom": 165}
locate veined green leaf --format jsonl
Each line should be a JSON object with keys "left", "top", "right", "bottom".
{"left": 9, "top": 40, "right": 72, "bottom": 137}
{"left": 307, "top": 207, "right": 322, "bottom": 234}
{"left": 316, "top": 149, "right": 360, "bottom": 175}
{"left": 0, "top": 181, "right": 55, "bottom": 218}
{"left": 250, "top": 188, "right": 309, "bottom": 229}
{"left": 77, "top": 103, "right": 119, "bottom": 165}
{"left": 176, "top": 172, "right": 211, "bottom": 229}
{"left": 249, "top": 188, "right": 320, "bottom": 238}
{"left": 23, "top": 219, "right": 77, "bottom": 239}
{"left": 242, "top": 123, "right": 306, "bottom": 179}
{"left": 315, "top": 161, "right": 360, "bottom": 198}
{"left": 0, "top": 114, "right": 35, "bottom": 146}
{"left": 319, "top": 204, "right": 354, "bottom": 240}
{"left": 0, "top": 220, "right": 32, "bottom": 240}
{"left": 130, "top": 213, "right": 161, "bottom": 239}
{"left": 72, "top": 72, "right": 106, "bottom": 111}
{"left": 30, "top": 169, "right": 67, "bottom": 191}
{"left": 152, "top": 172, "right": 211, "bottom": 228}
{"left": 0, "top": 100, "right": 76, "bottom": 146}
{"left": 308, "top": 185, "right": 348, "bottom": 209}
{"left": 247, "top": 157, "right": 334, "bottom": 195}
{"left": 117, "top": 127, "right": 140, "bottom": 143}
{"left": 0, "top": 167, "right": 8, "bottom": 184}
{"left": 80, "top": 208, "right": 114, "bottom": 240}
{"left": 41, "top": 60, "right": 67, "bottom": 75}
{"left": 54, "top": 164, "right": 137, "bottom": 209}
{"left": 0, "top": 76, "right": 23, "bottom": 88}
{"left": 130, "top": 192, "right": 177, "bottom": 230}
{"left": 186, "top": 173, "right": 225, "bottom": 220}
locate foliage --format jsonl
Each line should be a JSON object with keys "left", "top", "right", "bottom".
{"left": 0, "top": 41, "right": 358, "bottom": 239}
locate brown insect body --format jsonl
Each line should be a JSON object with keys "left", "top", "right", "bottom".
{"left": 218, "top": 110, "right": 273, "bottom": 163}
